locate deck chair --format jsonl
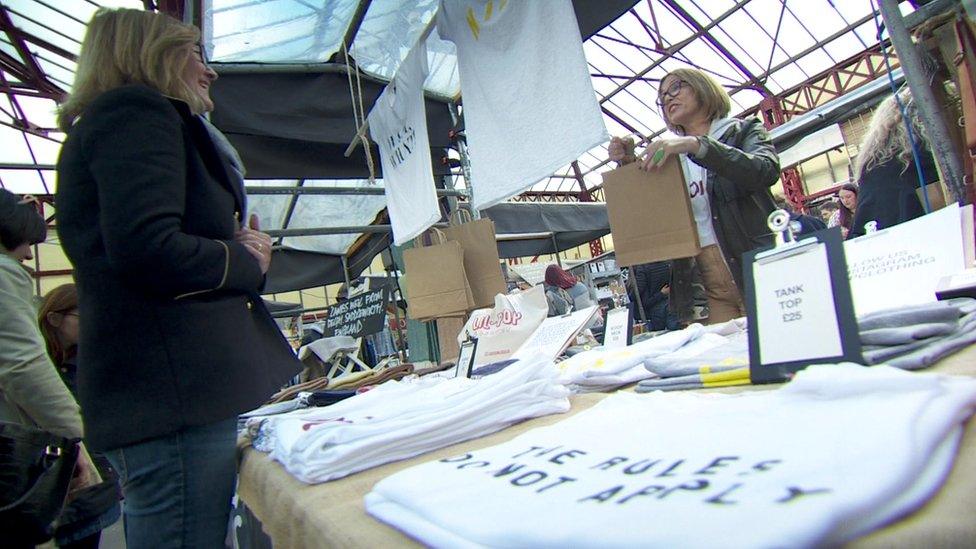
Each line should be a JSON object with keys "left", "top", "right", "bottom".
{"left": 298, "top": 335, "right": 371, "bottom": 381}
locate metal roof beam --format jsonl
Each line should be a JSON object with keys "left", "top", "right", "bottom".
{"left": 661, "top": 0, "right": 771, "bottom": 96}
{"left": 598, "top": 0, "right": 751, "bottom": 105}
{"left": 729, "top": 10, "right": 878, "bottom": 95}
{"left": 340, "top": 0, "right": 373, "bottom": 52}
{"left": 0, "top": 7, "right": 62, "bottom": 96}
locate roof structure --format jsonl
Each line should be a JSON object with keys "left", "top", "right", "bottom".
{"left": 0, "top": 0, "right": 950, "bottom": 288}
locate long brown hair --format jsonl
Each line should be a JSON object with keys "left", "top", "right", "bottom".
{"left": 38, "top": 283, "right": 78, "bottom": 366}
{"left": 58, "top": 8, "right": 205, "bottom": 131}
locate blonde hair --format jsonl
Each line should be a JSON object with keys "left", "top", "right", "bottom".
{"left": 854, "top": 90, "right": 929, "bottom": 181}
{"left": 660, "top": 68, "right": 732, "bottom": 135}
{"left": 58, "top": 8, "right": 204, "bottom": 131}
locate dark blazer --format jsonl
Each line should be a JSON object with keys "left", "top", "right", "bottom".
{"left": 671, "top": 118, "right": 780, "bottom": 322}
{"left": 849, "top": 148, "right": 939, "bottom": 238}
{"left": 56, "top": 85, "right": 300, "bottom": 451}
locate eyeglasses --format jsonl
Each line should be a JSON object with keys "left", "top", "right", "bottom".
{"left": 655, "top": 80, "right": 687, "bottom": 107}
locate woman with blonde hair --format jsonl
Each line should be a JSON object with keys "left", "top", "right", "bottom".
{"left": 849, "top": 90, "right": 939, "bottom": 238}
{"left": 608, "top": 67, "right": 780, "bottom": 324}
{"left": 55, "top": 8, "right": 300, "bottom": 547}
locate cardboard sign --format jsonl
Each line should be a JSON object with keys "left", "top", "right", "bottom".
{"left": 601, "top": 307, "right": 632, "bottom": 349}
{"left": 459, "top": 285, "right": 548, "bottom": 366}
{"left": 321, "top": 288, "right": 389, "bottom": 339}
{"left": 844, "top": 204, "right": 966, "bottom": 316}
{"left": 601, "top": 159, "right": 700, "bottom": 267}
{"left": 744, "top": 228, "right": 862, "bottom": 383}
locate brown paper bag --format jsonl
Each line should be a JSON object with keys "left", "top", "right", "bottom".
{"left": 435, "top": 315, "right": 466, "bottom": 363}
{"left": 601, "top": 158, "right": 701, "bottom": 267}
{"left": 403, "top": 229, "right": 475, "bottom": 320}
{"left": 916, "top": 181, "right": 947, "bottom": 211}
{"left": 442, "top": 210, "right": 508, "bottom": 308}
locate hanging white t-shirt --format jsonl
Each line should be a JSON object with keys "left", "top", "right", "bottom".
{"left": 437, "top": 0, "right": 609, "bottom": 210}
{"left": 366, "top": 364, "right": 976, "bottom": 548}
{"left": 368, "top": 43, "right": 440, "bottom": 245}
{"left": 682, "top": 156, "right": 717, "bottom": 247}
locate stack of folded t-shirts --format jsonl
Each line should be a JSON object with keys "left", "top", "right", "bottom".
{"left": 366, "top": 364, "right": 976, "bottom": 548}
{"left": 858, "top": 298, "right": 976, "bottom": 370}
{"left": 252, "top": 364, "right": 417, "bottom": 419}
{"left": 636, "top": 328, "right": 750, "bottom": 393}
{"left": 555, "top": 324, "right": 705, "bottom": 392}
{"left": 246, "top": 356, "right": 570, "bottom": 483}
{"left": 266, "top": 376, "right": 332, "bottom": 405}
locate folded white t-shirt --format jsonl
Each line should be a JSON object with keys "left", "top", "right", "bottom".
{"left": 366, "top": 364, "right": 976, "bottom": 548}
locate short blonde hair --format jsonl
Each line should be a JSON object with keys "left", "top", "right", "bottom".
{"left": 660, "top": 68, "right": 731, "bottom": 135}
{"left": 58, "top": 8, "right": 204, "bottom": 131}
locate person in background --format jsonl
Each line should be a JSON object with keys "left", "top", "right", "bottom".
{"left": 828, "top": 183, "right": 858, "bottom": 239}
{"left": 849, "top": 90, "right": 940, "bottom": 238}
{"left": 544, "top": 264, "right": 596, "bottom": 316}
{"left": 818, "top": 200, "right": 840, "bottom": 226}
{"left": 39, "top": 284, "right": 122, "bottom": 549}
{"left": 0, "top": 190, "right": 99, "bottom": 543}
{"left": 54, "top": 9, "right": 300, "bottom": 548}
{"left": 773, "top": 196, "right": 827, "bottom": 237}
{"left": 628, "top": 261, "right": 678, "bottom": 332}
{"left": 608, "top": 67, "right": 779, "bottom": 324}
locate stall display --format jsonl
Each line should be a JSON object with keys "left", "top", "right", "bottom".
{"left": 568, "top": 252, "right": 628, "bottom": 308}
{"left": 243, "top": 356, "right": 570, "bottom": 483}
{"left": 365, "top": 364, "right": 976, "bottom": 548}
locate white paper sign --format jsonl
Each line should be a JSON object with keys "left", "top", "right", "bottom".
{"left": 602, "top": 307, "right": 631, "bottom": 349}
{"left": 512, "top": 306, "right": 597, "bottom": 363}
{"left": 754, "top": 243, "right": 843, "bottom": 364}
{"left": 844, "top": 204, "right": 965, "bottom": 316}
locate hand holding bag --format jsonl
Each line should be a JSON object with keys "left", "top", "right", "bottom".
{"left": 0, "top": 422, "right": 80, "bottom": 546}
{"left": 602, "top": 158, "right": 701, "bottom": 266}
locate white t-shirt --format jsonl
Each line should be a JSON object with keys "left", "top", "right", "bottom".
{"left": 437, "top": 0, "right": 609, "bottom": 210}
{"left": 683, "top": 156, "right": 717, "bottom": 246}
{"left": 368, "top": 43, "right": 439, "bottom": 245}
{"left": 366, "top": 363, "right": 976, "bottom": 548}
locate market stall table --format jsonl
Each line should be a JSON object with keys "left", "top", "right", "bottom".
{"left": 237, "top": 344, "right": 976, "bottom": 548}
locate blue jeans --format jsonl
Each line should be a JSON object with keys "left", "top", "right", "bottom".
{"left": 106, "top": 418, "right": 238, "bottom": 549}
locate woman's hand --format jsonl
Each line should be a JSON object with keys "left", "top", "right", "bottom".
{"left": 235, "top": 214, "right": 273, "bottom": 274}
{"left": 608, "top": 136, "right": 637, "bottom": 165}
{"left": 639, "top": 136, "right": 700, "bottom": 171}
{"left": 69, "top": 442, "right": 101, "bottom": 497}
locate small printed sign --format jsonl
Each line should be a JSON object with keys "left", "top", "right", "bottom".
{"left": 602, "top": 307, "right": 632, "bottom": 349}
{"left": 744, "top": 228, "right": 862, "bottom": 383}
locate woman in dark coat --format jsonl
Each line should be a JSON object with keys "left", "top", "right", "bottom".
{"left": 55, "top": 9, "right": 300, "bottom": 548}
{"left": 849, "top": 91, "right": 939, "bottom": 238}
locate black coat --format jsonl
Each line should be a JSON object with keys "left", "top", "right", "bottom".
{"left": 56, "top": 85, "right": 300, "bottom": 451}
{"left": 671, "top": 118, "right": 780, "bottom": 322}
{"left": 849, "top": 148, "right": 939, "bottom": 238}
